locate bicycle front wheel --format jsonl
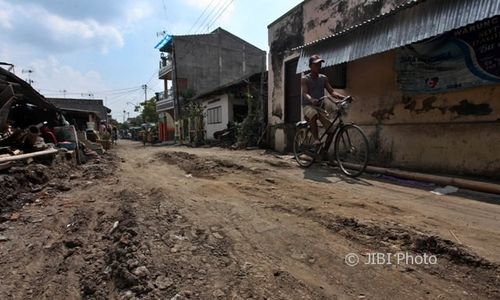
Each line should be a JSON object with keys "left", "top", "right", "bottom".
{"left": 334, "top": 124, "right": 369, "bottom": 177}
{"left": 293, "top": 127, "right": 316, "bottom": 168}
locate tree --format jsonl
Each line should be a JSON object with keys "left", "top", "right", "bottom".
{"left": 181, "top": 99, "right": 205, "bottom": 146}
{"left": 238, "top": 84, "right": 262, "bottom": 147}
{"left": 139, "top": 97, "right": 159, "bottom": 123}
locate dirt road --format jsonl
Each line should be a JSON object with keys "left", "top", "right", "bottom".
{"left": 1, "top": 140, "right": 499, "bottom": 299}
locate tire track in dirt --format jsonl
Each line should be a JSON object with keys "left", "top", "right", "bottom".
{"left": 156, "top": 151, "right": 262, "bottom": 179}
{"left": 266, "top": 202, "right": 500, "bottom": 299}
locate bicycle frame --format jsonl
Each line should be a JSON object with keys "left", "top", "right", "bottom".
{"left": 317, "top": 110, "right": 343, "bottom": 154}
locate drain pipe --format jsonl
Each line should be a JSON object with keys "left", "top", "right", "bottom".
{"left": 362, "top": 165, "right": 500, "bottom": 195}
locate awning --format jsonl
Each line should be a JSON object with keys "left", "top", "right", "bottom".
{"left": 154, "top": 35, "right": 172, "bottom": 50}
{"left": 296, "top": 0, "right": 500, "bottom": 73}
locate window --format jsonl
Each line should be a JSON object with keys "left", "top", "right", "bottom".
{"left": 324, "top": 63, "right": 347, "bottom": 88}
{"left": 207, "top": 106, "right": 222, "bottom": 124}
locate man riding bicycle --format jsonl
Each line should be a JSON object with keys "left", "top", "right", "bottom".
{"left": 302, "top": 54, "right": 346, "bottom": 145}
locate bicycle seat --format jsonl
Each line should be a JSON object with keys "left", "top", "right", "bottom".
{"left": 296, "top": 121, "right": 309, "bottom": 128}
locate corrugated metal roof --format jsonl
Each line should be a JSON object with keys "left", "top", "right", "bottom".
{"left": 296, "top": 0, "right": 500, "bottom": 73}
{"left": 0, "top": 67, "right": 58, "bottom": 111}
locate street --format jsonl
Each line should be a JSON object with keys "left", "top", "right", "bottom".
{"left": 1, "top": 140, "right": 499, "bottom": 299}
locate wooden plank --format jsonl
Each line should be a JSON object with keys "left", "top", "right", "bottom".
{"left": 0, "top": 148, "right": 58, "bottom": 163}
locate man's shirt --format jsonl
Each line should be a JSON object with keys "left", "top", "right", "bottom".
{"left": 302, "top": 73, "right": 327, "bottom": 106}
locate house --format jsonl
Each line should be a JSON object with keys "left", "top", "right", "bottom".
{"left": 46, "top": 98, "right": 111, "bottom": 130}
{"left": 194, "top": 72, "right": 267, "bottom": 141}
{"left": 268, "top": 0, "right": 500, "bottom": 179}
{"left": 155, "top": 27, "right": 266, "bottom": 142}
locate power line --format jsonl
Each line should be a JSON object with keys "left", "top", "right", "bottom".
{"left": 39, "top": 86, "right": 141, "bottom": 96}
{"left": 206, "top": 0, "right": 235, "bottom": 31}
{"left": 161, "top": 0, "right": 171, "bottom": 34}
{"left": 188, "top": 0, "right": 218, "bottom": 34}
{"left": 195, "top": 0, "right": 226, "bottom": 34}
{"left": 105, "top": 88, "right": 142, "bottom": 100}
{"left": 162, "top": 0, "right": 168, "bottom": 19}
{"left": 106, "top": 89, "right": 144, "bottom": 106}
{"left": 94, "top": 86, "right": 143, "bottom": 94}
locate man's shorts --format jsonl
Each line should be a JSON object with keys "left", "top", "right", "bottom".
{"left": 303, "top": 104, "right": 329, "bottom": 120}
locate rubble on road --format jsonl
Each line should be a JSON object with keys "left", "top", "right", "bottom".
{"left": 0, "top": 153, "right": 117, "bottom": 216}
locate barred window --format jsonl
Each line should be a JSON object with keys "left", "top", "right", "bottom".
{"left": 207, "top": 106, "right": 222, "bottom": 124}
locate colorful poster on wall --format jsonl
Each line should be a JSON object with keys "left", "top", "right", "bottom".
{"left": 396, "top": 16, "right": 500, "bottom": 94}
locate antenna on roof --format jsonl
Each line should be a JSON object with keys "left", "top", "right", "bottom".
{"left": 22, "top": 69, "right": 34, "bottom": 85}
{"left": 156, "top": 30, "right": 168, "bottom": 37}
{"left": 81, "top": 92, "right": 94, "bottom": 99}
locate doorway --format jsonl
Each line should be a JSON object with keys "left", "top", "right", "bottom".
{"left": 284, "top": 58, "right": 302, "bottom": 124}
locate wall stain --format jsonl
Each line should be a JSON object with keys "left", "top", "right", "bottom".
{"left": 306, "top": 20, "right": 316, "bottom": 31}
{"left": 319, "top": 18, "right": 329, "bottom": 26}
{"left": 402, "top": 96, "right": 416, "bottom": 111}
{"left": 272, "top": 103, "right": 283, "bottom": 119}
{"left": 269, "top": 5, "right": 304, "bottom": 93}
{"left": 372, "top": 107, "right": 394, "bottom": 122}
{"left": 319, "top": 0, "right": 334, "bottom": 11}
{"left": 403, "top": 96, "right": 448, "bottom": 114}
{"left": 327, "top": 0, "right": 407, "bottom": 34}
{"left": 450, "top": 100, "right": 493, "bottom": 116}
{"left": 368, "top": 125, "right": 392, "bottom": 164}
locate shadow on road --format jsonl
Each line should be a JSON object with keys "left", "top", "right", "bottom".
{"left": 303, "top": 164, "right": 373, "bottom": 186}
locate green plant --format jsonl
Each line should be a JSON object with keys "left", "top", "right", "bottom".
{"left": 101, "top": 131, "right": 111, "bottom": 141}
{"left": 181, "top": 99, "right": 205, "bottom": 146}
{"left": 139, "top": 97, "right": 159, "bottom": 123}
{"left": 238, "top": 92, "right": 261, "bottom": 147}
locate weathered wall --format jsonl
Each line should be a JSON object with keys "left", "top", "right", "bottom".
{"left": 176, "top": 29, "right": 265, "bottom": 97}
{"left": 268, "top": 0, "right": 405, "bottom": 127}
{"left": 267, "top": 0, "right": 500, "bottom": 178}
{"left": 342, "top": 50, "right": 500, "bottom": 178}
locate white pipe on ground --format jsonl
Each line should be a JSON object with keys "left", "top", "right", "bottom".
{"left": 363, "top": 165, "right": 500, "bottom": 195}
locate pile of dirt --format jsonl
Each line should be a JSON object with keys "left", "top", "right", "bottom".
{"left": 77, "top": 188, "right": 242, "bottom": 299}
{"left": 80, "top": 155, "right": 118, "bottom": 180}
{"left": 0, "top": 154, "right": 117, "bottom": 216}
{"left": 412, "top": 235, "right": 493, "bottom": 267}
{"left": 0, "top": 163, "right": 71, "bottom": 214}
{"left": 158, "top": 151, "right": 256, "bottom": 179}
{"left": 78, "top": 190, "right": 151, "bottom": 298}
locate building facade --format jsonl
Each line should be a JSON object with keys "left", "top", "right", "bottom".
{"left": 156, "top": 27, "right": 266, "bottom": 142}
{"left": 268, "top": 0, "right": 500, "bottom": 179}
{"left": 195, "top": 72, "right": 267, "bottom": 141}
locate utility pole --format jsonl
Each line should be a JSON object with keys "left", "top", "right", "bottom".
{"left": 60, "top": 89, "right": 67, "bottom": 98}
{"left": 142, "top": 84, "right": 148, "bottom": 101}
{"left": 123, "top": 110, "right": 126, "bottom": 123}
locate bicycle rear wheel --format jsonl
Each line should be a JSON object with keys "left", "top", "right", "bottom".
{"left": 334, "top": 124, "right": 369, "bottom": 177}
{"left": 293, "top": 127, "right": 316, "bottom": 168}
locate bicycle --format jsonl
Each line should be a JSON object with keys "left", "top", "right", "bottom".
{"left": 293, "top": 95, "right": 369, "bottom": 177}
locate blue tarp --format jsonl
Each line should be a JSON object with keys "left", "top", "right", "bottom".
{"left": 154, "top": 35, "right": 172, "bottom": 50}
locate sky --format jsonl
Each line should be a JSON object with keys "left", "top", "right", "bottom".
{"left": 0, "top": 0, "right": 302, "bottom": 121}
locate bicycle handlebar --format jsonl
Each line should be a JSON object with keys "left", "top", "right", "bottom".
{"left": 317, "top": 95, "right": 353, "bottom": 105}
